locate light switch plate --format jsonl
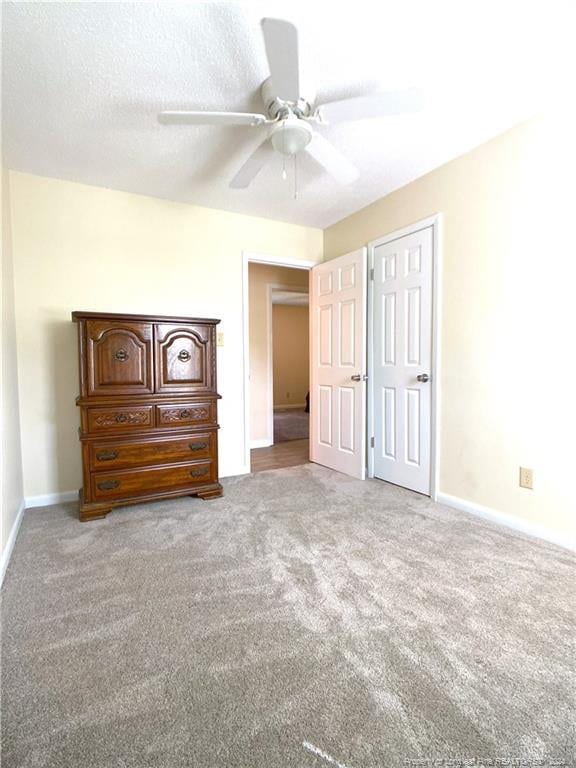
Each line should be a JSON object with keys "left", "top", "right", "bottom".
{"left": 217, "top": 332, "right": 224, "bottom": 347}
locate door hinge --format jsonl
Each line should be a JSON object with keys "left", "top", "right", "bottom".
{"left": 370, "top": 436, "right": 375, "bottom": 448}
{"left": 370, "top": 268, "right": 374, "bottom": 280}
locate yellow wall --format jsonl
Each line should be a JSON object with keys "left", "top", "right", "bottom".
{"left": 248, "top": 264, "right": 309, "bottom": 444}
{"left": 9, "top": 172, "right": 322, "bottom": 496}
{"left": 325, "top": 115, "right": 576, "bottom": 541}
{"left": 1, "top": 170, "right": 25, "bottom": 564}
{"left": 272, "top": 304, "right": 309, "bottom": 409}
{"left": 6, "top": 115, "right": 575, "bottom": 544}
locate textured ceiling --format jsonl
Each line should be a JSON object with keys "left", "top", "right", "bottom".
{"left": 2, "top": 1, "right": 569, "bottom": 227}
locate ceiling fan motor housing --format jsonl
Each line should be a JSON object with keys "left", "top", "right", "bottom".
{"left": 261, "top": 77, "right": 315, "bottom": 120}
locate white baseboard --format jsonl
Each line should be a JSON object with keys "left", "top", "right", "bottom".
{"left": 0, "top": 498, "right": 26, "bottom": 588}
{"left": 25, "top": 490, "right": 78, "bottom": 508}
{"left": 436, "top": 492, "right": 576, "bottom": 552}
{"left": 274, "top": 404, "right": 306, "bottom": 411}
{"left": 220, "top": 464, "right": 251, "bottom": 479}
{"left": 249, "top": 439, "right": 273, "bottom": 449}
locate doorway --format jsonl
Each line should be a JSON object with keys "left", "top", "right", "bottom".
{"left": 243, "top": 254, "right": 313, "bottom": 473}
{"left": 271, "top": 288, "right": 310, "bottom": 444}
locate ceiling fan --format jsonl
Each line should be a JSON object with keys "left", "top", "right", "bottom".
{"left": 158, "top": 18, "right": 423, "bottom": 189}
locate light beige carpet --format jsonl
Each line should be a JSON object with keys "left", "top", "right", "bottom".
{"left": 2, "top": 464, "right": 574, "bottom": 767}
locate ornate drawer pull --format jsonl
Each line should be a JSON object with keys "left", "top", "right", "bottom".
{"left": 190, "top": 468, "right": 209, "bottom": 478}
{"left": 189, "top": 442, "right": 208, "bottom": 452}
{"left": 96, "top": 450, "right": 119, "bottom": 461}
{"left": 178, "top": 350, "right": 191, "bottom": 362}
{"left": 179, "top": 409, "right": 191, "bottom": 419}
{"left": 97, "top": 479, "right": 120, "bottom": 491}
{"left": 115, "top": 413, "right": 128, "bottom": 423}
{"left": 115, "top": 349, "right": 129, "bottom": 362}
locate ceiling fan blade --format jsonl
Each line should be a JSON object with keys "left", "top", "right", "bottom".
{"left": 261, "top": 18, "right": 300, "bottom": 102}
{"left": 158, "top": 111, "right": 267, "bottom": 126}
{"left": 230, "top": 138, "right": 276, "bottom": 189}
{"left": 317, "top": 88, "right": 425, "bottom": 124}
{"left": 305, "top": 133, "right": 359, "bottom": 185}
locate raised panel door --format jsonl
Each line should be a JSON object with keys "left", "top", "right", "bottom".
{"left": 372, "top": 227, "right": 433, "bottom": 494}
{"left": 310, "top": 248, "right": 367, "bottom": 479}
{"left": 86, "top": 320, "right": 154, "bottom": 396}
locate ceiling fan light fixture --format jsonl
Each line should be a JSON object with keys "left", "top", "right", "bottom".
{"left": 270, "top": 116, "right": 312, "bottom": 156}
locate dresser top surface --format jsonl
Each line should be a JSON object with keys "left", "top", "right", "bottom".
{"left": 71, "top": 311, "right": 220, "bottom": 325}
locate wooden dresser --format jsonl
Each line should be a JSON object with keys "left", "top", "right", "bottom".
{"left": 72, "top": 311, "right": 223, "bottom": 521}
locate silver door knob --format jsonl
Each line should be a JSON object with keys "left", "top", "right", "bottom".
{"left": 351, "top": 374, "right": 368, "bottom": 382}
{"left": 416, "top": 373, "right": 430, "bottom": 382}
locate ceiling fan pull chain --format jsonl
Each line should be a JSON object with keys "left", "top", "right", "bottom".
{"left": 293, "top": 154, "right": 298, "bottom": 200}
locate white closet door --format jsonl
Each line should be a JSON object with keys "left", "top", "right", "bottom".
{"left": 372, "top": 227, "right": 433, "bottom": 494}
{"left": 310, "top": 248, "right": 367, "bottom": 479}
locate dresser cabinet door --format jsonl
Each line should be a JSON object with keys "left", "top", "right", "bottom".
{"left": 86, "top": 321, "right": 154, "bottom": 396}
{"left": 154, "top": 324, "right": 214, "bottom": 394}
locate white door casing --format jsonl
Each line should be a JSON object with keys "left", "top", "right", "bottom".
{"left": 310, "top": 248, "right": 367, "bottom": 479}
{"left": 372, "top": 227, "right": 433, "bottom": 494}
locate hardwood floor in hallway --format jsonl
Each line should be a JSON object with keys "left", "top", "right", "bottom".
{"left": 250, "top": 439, "right": 309, "bottom": 473}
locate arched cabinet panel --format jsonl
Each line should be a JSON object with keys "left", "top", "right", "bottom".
{"left": 86, "top": 321, "right": 154, "bottom": 396}
{"left": 154, "top": 324, "right": 215, "bottom": 394}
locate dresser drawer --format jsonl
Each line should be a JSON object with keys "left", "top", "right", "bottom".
{"left": 89, "top": 432, "right": 214, "bottom": 470}
{"left": 92, "top": 460, "right": 215, "bottom": 500}
{"left": 156, "top": 401, "right": 215, "bottom": 428}
{"left": 85, "top": 405, "right": 154, "bottom": 433}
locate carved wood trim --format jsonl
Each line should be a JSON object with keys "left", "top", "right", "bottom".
{"left": 159, "top": 406, "right": 209, "bottom": 423}
{"left": 93, "top": 410, "right": 151, "bottom": 427}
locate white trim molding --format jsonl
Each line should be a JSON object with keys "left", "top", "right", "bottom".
{"left": 242, "top": 251, "right": 318, "bottom": 269}
{"left": 437, "top": 492, "right": 576, "bottom": 552}
{"left": 25, "top": 490, "right": 78, "bottom": 508}
{"left": 0, "top": 499, "right": 25, "bottom": 587}
{"left": 274, "top": 404, "right": 306, "bottom": 411}
{"left": 250, "top": 439, "right": 273, "bottom": 449}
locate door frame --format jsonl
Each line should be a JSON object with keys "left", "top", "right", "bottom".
{"left": 367, "top": 214, "right": 442, "bottom": 500}
{"left": 242, "top": 251, "right": 317, "bottom": 473}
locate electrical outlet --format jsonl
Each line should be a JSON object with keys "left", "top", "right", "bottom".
{"left": 519, "top": 467, "right": 533, "bottom": 489}
{"left": 217, "top": 332, "right": 224, "bottom": 347}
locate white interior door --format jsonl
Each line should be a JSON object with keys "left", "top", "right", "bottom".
{"left": 372, "top": 227, "right": 433, "bottom": 494}
{"left": 310, "top": 248, "right": 367, "bottom": 479}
